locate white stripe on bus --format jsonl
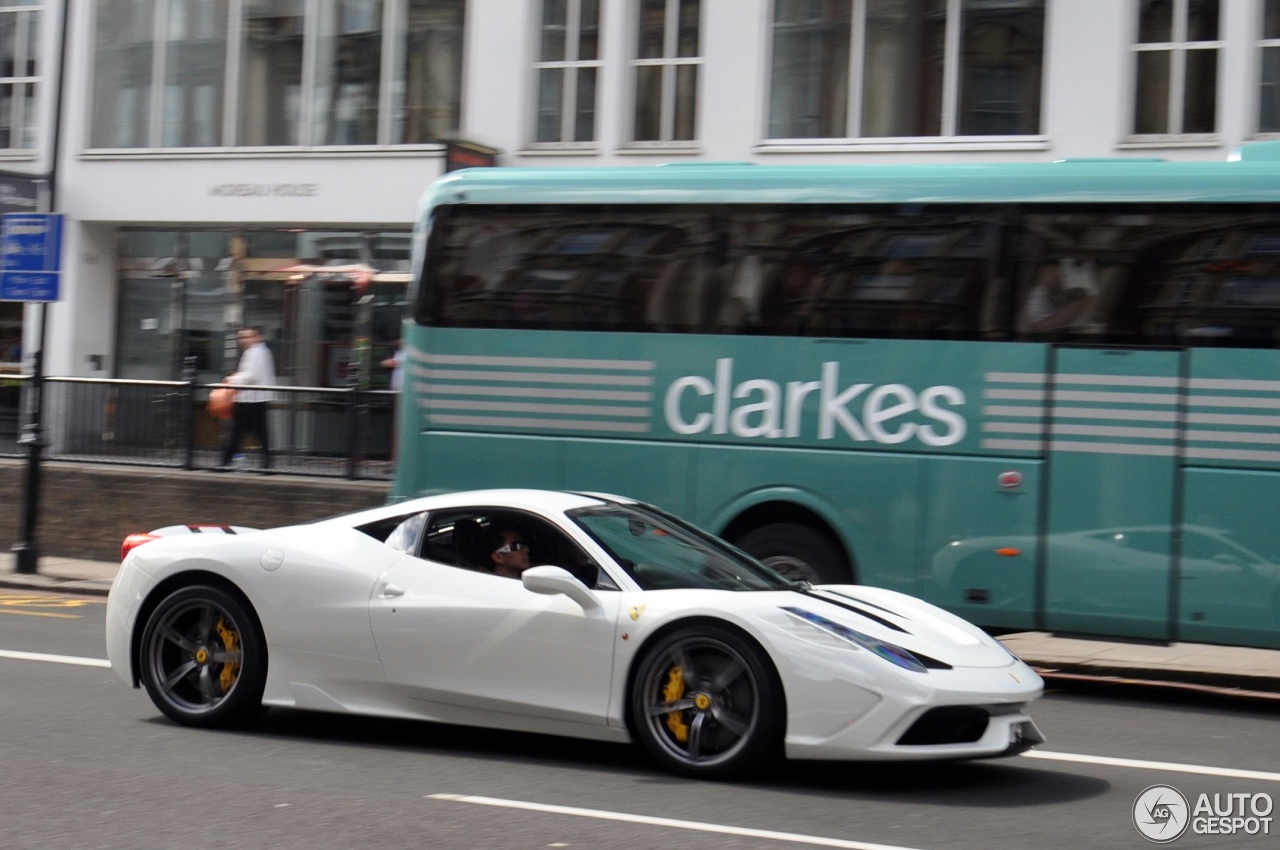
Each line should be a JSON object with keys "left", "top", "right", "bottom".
{"left": 984, "top": 405, "right": 1179, "bottom": 422}
{"left": 979, "top": 438, "right": 1177, "bottom": 456}
{"left": 425, "top": 399, "right": 651, "bottom": 418}
{"left": 984, "top": 372, "right": 1047, "bottom": 384}
{"left": 420, "top": 352, "right": 655, "bottom": 370}
{"left": 985, "top": 389, "right": 1179, "bottom": 405}
{"left": 1186, "top": 429, "right": 1280, "bottom": 445}
{"left": 1187, "top": 395, "right": 1280, "bottom": 409}
{"left": 1188, "top": 377, "right": 1280, "bottom": 392}
{"left": 1185, "top": 446, "right": 1280, "bottom": 463}
{"left": 1052, "top": 423, "right": 1176, "bottom": 440}
{"left": 1054, "top": 407, "right": 1178, "bottom": 422}
{"left": 422, "top": 384, "right": 652, "bottom": 402}
{"left": 1054, "top": 373, "right": 1181, "bottom": 388}
{"left": 422, "top": 368, "right": 654, "bottom": 386}
{"left": 983, "top": 389, "right": 1047, "bottom": 401}
{"left": 983, "top": 423, "right": 1177, "bottom": 441}
{"left": 1188, "top": 411, "right": 1280, "bottom": 427}
{"left": 426, "top": 414, "right": 651, "bottom": 433}
{"left": 984, "top": 372, "right": 1182, "bottom": 389}
{"left": 981, "top": 405, "right": 1046, "bottom": 418}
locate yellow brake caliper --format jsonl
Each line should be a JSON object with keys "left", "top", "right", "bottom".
{"left": 214, "top": 617, "right": 241, "bottom": 693}
{"left": 663, "top": 665, "right": 689, "bottom": 743}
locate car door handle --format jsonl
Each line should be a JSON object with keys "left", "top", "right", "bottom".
{"left": 380, "top": 583, "right": 405, "bottom": 598}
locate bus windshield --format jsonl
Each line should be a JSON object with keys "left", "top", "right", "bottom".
{"left": 568, "top": 503, "right": 795, "bottom": 592}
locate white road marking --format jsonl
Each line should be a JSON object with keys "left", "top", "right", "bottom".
{"left": 430, "top": 751, "right": 1280, "bottom": 847}
{"left": 0, "top": 649, "right": 111, "bottom": 668}
{"left": 427, "top": 794, "right": 929, "bottom": 850}
{"left": 1023, "top": 750, "right": 1280, "bottom": 782}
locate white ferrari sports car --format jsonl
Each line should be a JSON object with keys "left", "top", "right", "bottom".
{"left": 106, "top": 489, "right": 1045, "bottom": 778}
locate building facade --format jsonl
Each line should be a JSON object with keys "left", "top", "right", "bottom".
{"left": 2, "top": 0, "right": 1278, "bottom": 382}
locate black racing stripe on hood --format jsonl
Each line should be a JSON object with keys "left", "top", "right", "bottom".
{"left": 802, "top": 589, "right": 909, "bottom": 634}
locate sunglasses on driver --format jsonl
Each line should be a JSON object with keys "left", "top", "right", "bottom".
{"left": 494, "top": 540, "right": 527, "bottom": 554}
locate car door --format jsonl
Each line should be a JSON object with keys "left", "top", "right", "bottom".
{"left": 367, "top": 514, "right": 620, "bottom": 728}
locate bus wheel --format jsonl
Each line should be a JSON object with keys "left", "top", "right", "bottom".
{"left": 735, "top": 524, "right": 851, "bottom": 585}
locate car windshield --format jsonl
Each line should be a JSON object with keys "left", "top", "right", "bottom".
{"left": 568, "top": 503, "right": 796, "bottom": 591}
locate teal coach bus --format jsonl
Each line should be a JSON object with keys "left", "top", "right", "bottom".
{"left": 393, "top": 145, "right": 1280, "bottom": 650}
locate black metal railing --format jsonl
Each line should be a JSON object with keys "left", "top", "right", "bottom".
{"left": 0, "top": 374, "right": 397, "bottom": 480}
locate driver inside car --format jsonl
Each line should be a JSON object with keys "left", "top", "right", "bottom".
{"left": 488, "top": 528, "right": 531, "bottom": 578}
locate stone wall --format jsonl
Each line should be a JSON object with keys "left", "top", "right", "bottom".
{"left": 0, "top": 459, "right": 389, "bottom": 562}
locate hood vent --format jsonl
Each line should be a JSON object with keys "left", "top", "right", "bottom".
{"left": 804, "top": 588, "right": 909, "bottom": 633}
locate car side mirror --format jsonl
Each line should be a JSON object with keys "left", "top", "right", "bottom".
{"left": 522, "top": 565, "right": 600, "bottom": 611}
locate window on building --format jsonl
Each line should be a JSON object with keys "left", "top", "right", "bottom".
{"left": 0, "top": 1, "right": 39, "bottom": 150}
{"left": 163, "top": 0, "right": 229, "bottom": 147}
{"left": 395, "top": 0, "right": 465, "bottom": 143}
{"left": 314, "top": 1, "right": 383, "bottom": 146}
{"left": 1132, "top": 0, "right": 1220, "bottom": 137}
{"left": 92, "top": 0, "right": 464, "bottom": 150}
{"left": 768, "top": 0, "right": 1044, "bottom": 141}
{"left": 534, "top": 0, "right": 601, "bottom": 144}
{"left": 631, "top": 0, "right": 700, "bottom": 143}
{"left": 238, "top": 0, "right": 305, "bottom": 146}
{"left": 1260, "top": 0, "right": 1280, "bottom": 133}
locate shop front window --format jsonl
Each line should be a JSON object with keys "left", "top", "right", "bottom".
{"left": 115, "top": 229, "right": 412, "bottom": 388}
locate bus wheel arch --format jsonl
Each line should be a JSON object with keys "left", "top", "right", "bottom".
{"left": 721, "top": 504, "right": 854, "bottom": 585}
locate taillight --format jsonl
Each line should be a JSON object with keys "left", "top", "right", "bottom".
{"left": 121, "top": 533, "right": 160, "bottom": 560}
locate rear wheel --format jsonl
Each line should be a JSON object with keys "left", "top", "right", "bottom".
{"left": 735, "top": 523, "right": 850, "bottom": 584}
{"left": 630, "top": 624, "right": 783, "bottom": 779}
{"left": 138, "top": 585, "right": 266, "bottom": 727}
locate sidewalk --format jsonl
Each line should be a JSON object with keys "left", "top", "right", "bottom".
{"left": 3, "top": 552, "right": 1279, "bottom": 696}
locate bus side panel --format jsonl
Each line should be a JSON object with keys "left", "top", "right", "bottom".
{"left": 1179, "top": 469, "right": 1280, "bottom": 649}
{"left": 1178, "top": 348, "right": 1280, "bottom": 649}
{"left": 688, "top": 445, "right": 925, "bottom": 596}
{"left": 1041, "top": 348, "right": 1182, "bottom": 641}
{"left": 922, "top": 456, "right": 1042, "bottom": 630}
{"left": 559, "top": 438, "right": 697, "bottom": 518}
{"left": 421, "top": 432, "right": 564, "bottom": 492}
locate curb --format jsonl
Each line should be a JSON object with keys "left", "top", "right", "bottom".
{"left": 0, "top": 575, "right": 112, "bottom": 597}
{"left": 1031, "top": 664, "right": 1280, "bottom": 697}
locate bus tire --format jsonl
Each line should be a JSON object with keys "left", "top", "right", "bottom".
{"left": 735, "top": 523, "right": 851, "bottom": 585}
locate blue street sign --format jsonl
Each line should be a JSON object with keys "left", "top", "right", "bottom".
{"left": 0, "top": 212, "right": 63, "bottom": 302}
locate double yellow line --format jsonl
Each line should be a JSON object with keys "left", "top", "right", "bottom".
{"left": 0, "top": 592, "right": 104, "bottom": 619}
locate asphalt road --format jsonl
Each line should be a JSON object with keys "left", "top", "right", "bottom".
{"left": 1, "top": 589, "right": 1277, "bottom": 850}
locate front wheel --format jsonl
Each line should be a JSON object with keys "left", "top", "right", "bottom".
{"left": 138, "top": 584, "right": 266, "bottom": 728}
{"left": 735, "top": 523, "right": 851, "bottom": 585}
{"left": 630, "top": 625, "right": 783, "bottom": 779}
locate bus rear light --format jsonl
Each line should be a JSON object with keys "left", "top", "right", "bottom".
{"left": 995, "top": 547, "right": 1021, "bottom": 557}
{"left": 121, "top": 533, "right": 160, "bottom": 560}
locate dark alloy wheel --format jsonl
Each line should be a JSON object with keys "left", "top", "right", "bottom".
{"left": 138, "top": 584, "right": 266, "bottom": 728}
{"left": 630, "top": 624, "right": 783, "bottom": 779}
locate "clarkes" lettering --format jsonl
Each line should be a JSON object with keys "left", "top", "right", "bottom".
{"left": 664, "top": 358, "right": 966, "bottom": 446}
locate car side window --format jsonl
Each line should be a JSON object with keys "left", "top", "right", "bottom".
{"left": 406, "top": 508, "right": 617, "bottom": 589}
{"left": 386, "top": 512, "right": 429, "bottom": 557}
